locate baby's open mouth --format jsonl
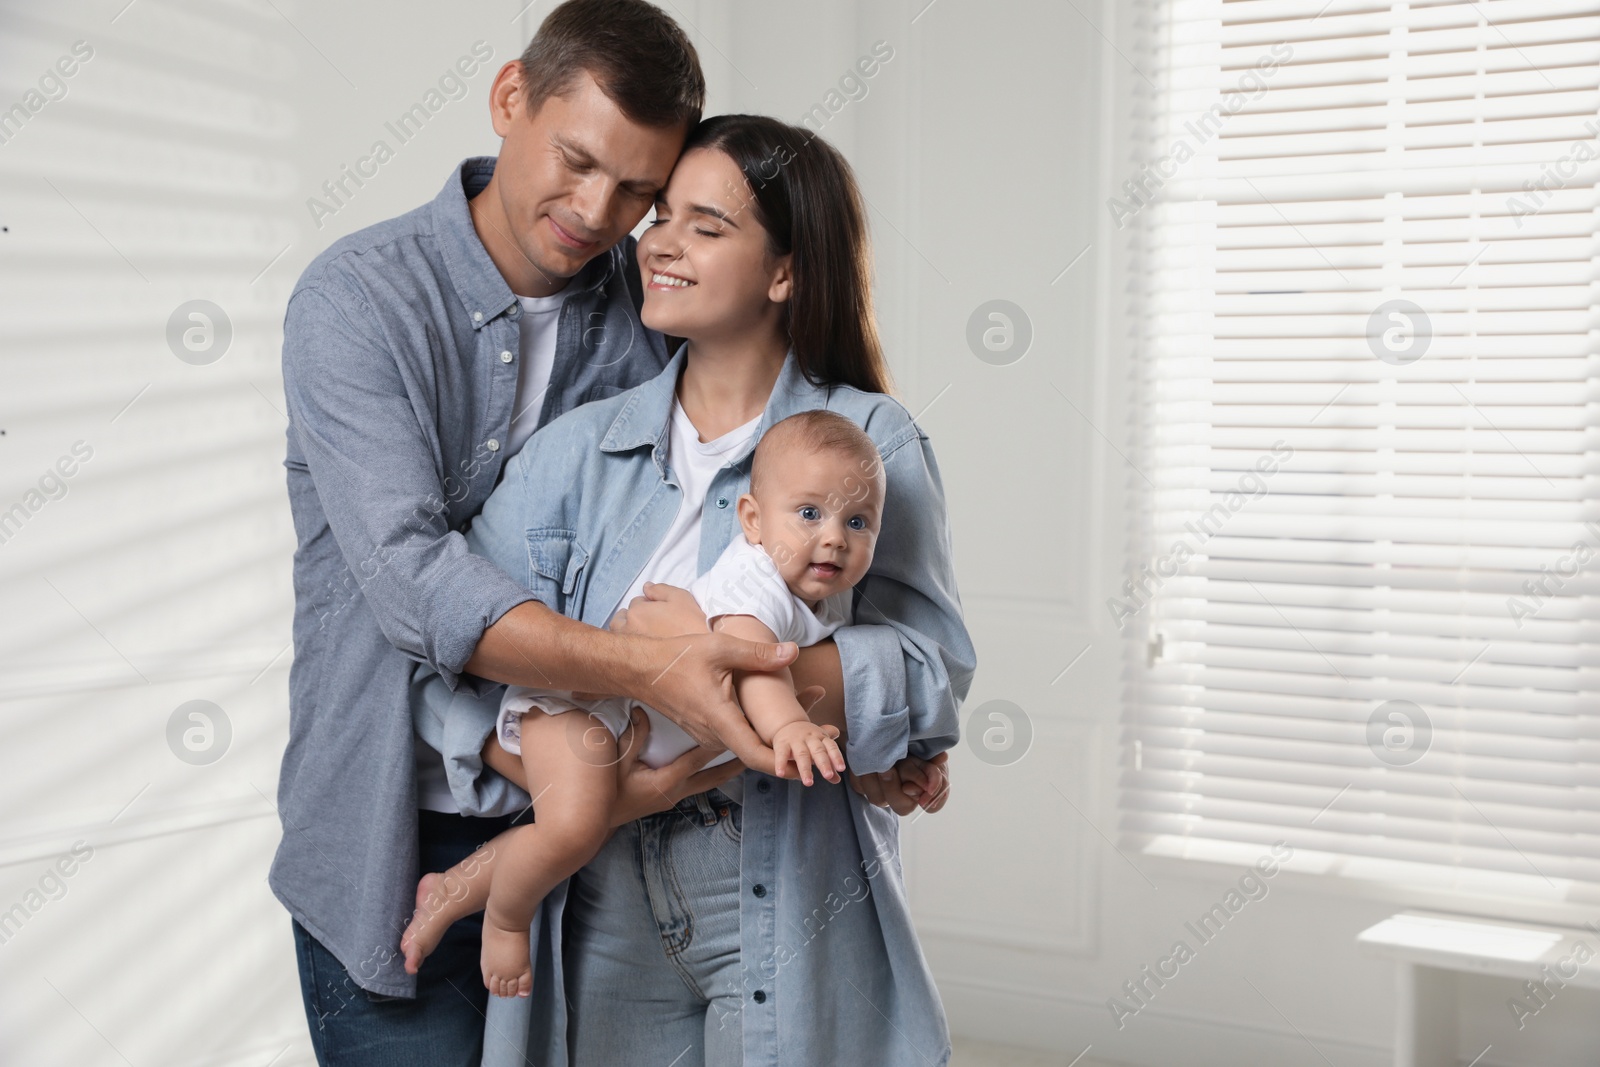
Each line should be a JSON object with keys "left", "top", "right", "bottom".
{"left": 809, "top": 562, "right": 841, "bottom": 578}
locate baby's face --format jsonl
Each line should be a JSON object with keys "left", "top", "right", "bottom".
{"left": 741, "top": 446, "right": 884, "bottom": 603}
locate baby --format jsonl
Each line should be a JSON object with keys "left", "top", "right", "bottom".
{"left": 400, "top": 409, "right": 886, "bottom": 997}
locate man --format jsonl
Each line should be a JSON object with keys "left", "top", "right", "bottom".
{"left": 275, "top": 2, "right": 944, "bottom": 1062}
{"left": 274, "top": 3, "right": 784, "bottom": 1062}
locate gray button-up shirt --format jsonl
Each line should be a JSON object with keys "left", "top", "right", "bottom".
{"left": 272, "top": 157, "right": 671, "bottom": 997}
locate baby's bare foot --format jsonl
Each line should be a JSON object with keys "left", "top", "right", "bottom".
{"left": 481, "top": 918, "right": 532, "bottom": 999}
{"left": 400, "top": 872, "right": 456, "bottom": 975}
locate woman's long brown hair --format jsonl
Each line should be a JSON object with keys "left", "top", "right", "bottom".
{"left": 681, "top": 114, "right": 893, "bottom": 395}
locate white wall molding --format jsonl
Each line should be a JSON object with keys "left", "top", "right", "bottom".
{"left": 911, "top": 716, "right": 1102, "bottom": 957}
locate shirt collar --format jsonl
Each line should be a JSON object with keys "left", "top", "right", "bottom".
{"left": 431, "top": 157, "right": 618, "bottom": 330}
{"left": 599, "top": 343, "right": 833, "bottom": 465}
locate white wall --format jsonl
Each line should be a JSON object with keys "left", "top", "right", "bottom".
{"left": 783, "top": 2, "right": 1600, "bottom": 1066}
{"left": 2, "top": 1, "right": 1597, "bottom": 1065}
{"left": 0, "top": 2, "right": 532, "bottom": 1063}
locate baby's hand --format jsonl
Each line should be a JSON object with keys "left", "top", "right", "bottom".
{"left": 771, "top": 721, "right": 845, "bottom": 787}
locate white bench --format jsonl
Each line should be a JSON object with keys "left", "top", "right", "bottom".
{"left": 1357, "top": 910, "right": 1600, "bottom": 1067}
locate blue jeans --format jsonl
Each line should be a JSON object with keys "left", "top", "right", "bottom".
{"left": 564, "top": 789, "right": 745, "bottom": 1067}
{"left": 293, "top": 810, "right": 516, "bottom": 1067}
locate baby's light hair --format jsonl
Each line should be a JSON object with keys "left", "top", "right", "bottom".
{"left": 750, "top": 410, "right": 882, "bottom": 497}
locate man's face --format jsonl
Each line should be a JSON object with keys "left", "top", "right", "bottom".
{"left": 488, "top": 66, "right": 685, "bottom": 288}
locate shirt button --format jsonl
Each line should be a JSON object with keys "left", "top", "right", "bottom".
{"left": 500, "top": 350, "right": 513, "bottom": 363}
{"left": 753, "top": 883, "right": 767, "bottom": 897}
{"left": 486, "top": 439, "right": 500, "bottom": 452}
{"left": 508, "top": 304, "right": 521, "bottom": 319}
{"left": 756, "top": 779, "right": 771, "bottom": 794}
{"left": 716, "top": 497, "right": 728, "bottom": 509}
{"left": 471, "top": 311, "right": 483, "bottom": 323}
{"left": 752, "top": 990, "right": 767, "bottom": 1004}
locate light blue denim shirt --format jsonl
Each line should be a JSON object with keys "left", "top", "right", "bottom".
{"left": 413, "top": 345, "right": 977, "bottom": 1066}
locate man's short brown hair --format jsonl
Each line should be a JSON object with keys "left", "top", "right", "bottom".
{"left": 519, "top": 0, "right": 705, "bottom": 129}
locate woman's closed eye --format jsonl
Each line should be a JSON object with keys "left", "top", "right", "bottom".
{"left": 645, "top": 214, "right": 720, "bottom": 240}
{"left": 649, "top": 207, "right": 726, "bottom": 238}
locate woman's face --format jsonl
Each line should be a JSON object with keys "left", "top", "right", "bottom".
{"left": 636, "top": 147, "right": 791, "bottom": 343}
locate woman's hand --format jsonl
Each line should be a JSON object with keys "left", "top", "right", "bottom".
{"left": 610, "top": 582, "right": 708, "bottom": 638}
{"left": 610, "top": 707, "right": 745, "bottom": 826}
{"left": 901, "top": 752, "right": 951, "bottom": 813}
{"left": 849, "top": 751, "right": 950, "bottom": 816}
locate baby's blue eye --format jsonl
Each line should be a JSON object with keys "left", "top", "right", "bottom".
{"left": 847, "top": 516, "right": 867, "bottom": 531}
{"left": 799, "top": 505, "right": 821, "bottom": 521}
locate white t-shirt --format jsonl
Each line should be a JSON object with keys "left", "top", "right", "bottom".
{"left": 603, "top": 398, "right": 762, "bottom": 764}
{"left": 616, "top": 396, "right": 762, "bottom": 611}
{"left": 416, "top": 289, "right": 567, "bottom": 813}
{"left": 507, "top": 291, "right": 569, "bottom": 455}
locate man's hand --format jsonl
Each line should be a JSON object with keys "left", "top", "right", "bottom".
{"left": 611, "top": 707, "right": 744, "bottom": 825}
{"left": 634, "top": 631, "right": 792, "bottom": 772}
{"left": 849, "top": 752, "right": 950, "bottom": 816}
{"left": 466, "top": 593, "right": 789, "bottom": 770}
{"left": 570, "top": 583, "right": 710, "bottom": 702}
{"left": 610, "top": 582, "right": 707, "bottom": 638}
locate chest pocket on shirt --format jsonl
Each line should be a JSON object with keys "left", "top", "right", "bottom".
{"left": 526, "top": 528, "right": 589, "bottom": 617}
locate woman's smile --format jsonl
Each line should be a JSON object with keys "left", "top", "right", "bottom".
{"left": 648, "top": 270, "right": 696, "bottom": 289}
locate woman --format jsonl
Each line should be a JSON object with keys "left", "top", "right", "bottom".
{"left": 419, "top": 114, "right": 975, "bottom": 1066}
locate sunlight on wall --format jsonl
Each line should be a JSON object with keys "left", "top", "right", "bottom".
{"left": 0, "top": 1, "right": 529, "bottom": 1063}
{"left": 0, "top": 3, "right": 303, "bottom": 1063}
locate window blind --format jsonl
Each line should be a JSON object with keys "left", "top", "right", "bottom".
{"left": 1121, "top": 0, "right": 1600, "bottom": 895}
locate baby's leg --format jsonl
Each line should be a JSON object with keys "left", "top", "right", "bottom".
{"left": 400, "top": 830, "right": 502, "bottom": 975}
{"left": 481, "top": 709, "right": 617, "bottom": 998}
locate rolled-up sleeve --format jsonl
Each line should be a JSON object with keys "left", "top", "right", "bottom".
{"left": 282, "top": 283, "right": 534, "bottom": 690}
{"left": 837, "top": 429, "right": 977, "bottom": 774}
{"left": 411, "top": 439, "right": 555, "bottom": 813}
